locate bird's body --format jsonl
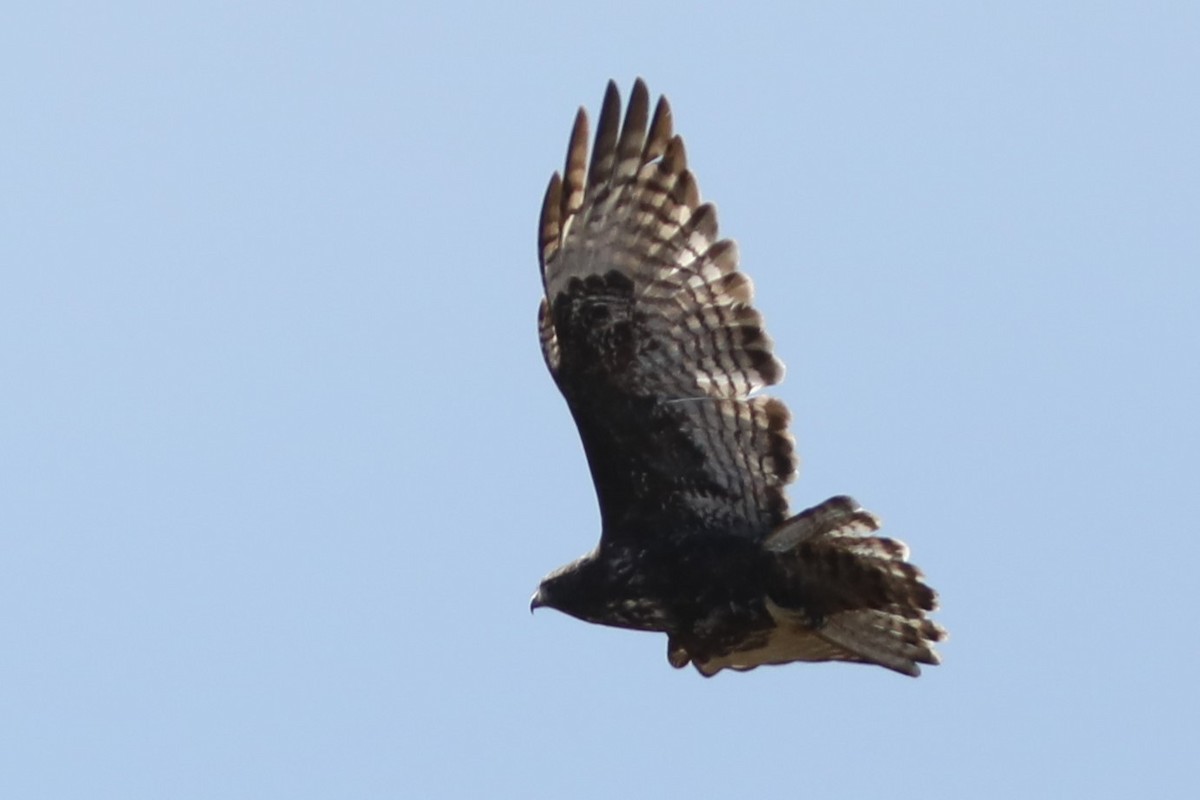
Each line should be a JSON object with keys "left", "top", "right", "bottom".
{"left": 532, "top": 80, "right": 945, "bottom": 677}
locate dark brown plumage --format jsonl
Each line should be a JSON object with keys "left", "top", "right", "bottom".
{"left": 531, "top": 79, "right": 945, "bottom": 676}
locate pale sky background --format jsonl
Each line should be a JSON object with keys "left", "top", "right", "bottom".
{"left": 2, "top": 3, "right": 1198, "bottom": 798}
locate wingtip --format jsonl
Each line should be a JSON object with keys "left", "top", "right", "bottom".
{"left": 630, "top": 77, "right": 649, "bottom": 106}
{"left": 602, "top": 79, "right": 621, "bottom": 110}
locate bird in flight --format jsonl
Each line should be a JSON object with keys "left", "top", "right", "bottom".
{"left": 531, "top": 79, "right": 944, "bottom": 676}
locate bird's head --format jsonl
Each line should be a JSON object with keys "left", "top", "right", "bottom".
{"left": 529, "top": 550, "right": 600, "bottom": 618}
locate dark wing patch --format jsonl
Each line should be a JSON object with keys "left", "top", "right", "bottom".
{"left": 538, "top": 79, "right": 796, "bottom": 541}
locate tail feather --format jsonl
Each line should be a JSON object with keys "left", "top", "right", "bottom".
{"left": 817, "top": 610, "right": 945, "bottom": 677}
{"left": 765, "top": 494, "right": 880, "bottom": 551}
{"left": 765, "top": 496, "right": 945, "bottom": 677}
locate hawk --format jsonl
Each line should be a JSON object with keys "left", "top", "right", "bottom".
{"left": 531, "top": 79, "right": 945, "bottom": 676}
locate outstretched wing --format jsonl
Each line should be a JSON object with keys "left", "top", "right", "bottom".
{"left": 537, "top": 79, "right": 797, "bottom": 542}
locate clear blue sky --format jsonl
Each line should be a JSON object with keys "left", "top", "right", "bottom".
{"left": 3, "top": 3, "right": 1197, "bottom": 798}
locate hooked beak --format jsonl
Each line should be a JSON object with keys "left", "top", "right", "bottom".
{"left": 529, "top": 589, "right": 545, "bottom": 614}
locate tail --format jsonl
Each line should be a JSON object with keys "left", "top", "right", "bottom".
{"left": 764, "top": 496, "right": 946, "bottom": 677}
